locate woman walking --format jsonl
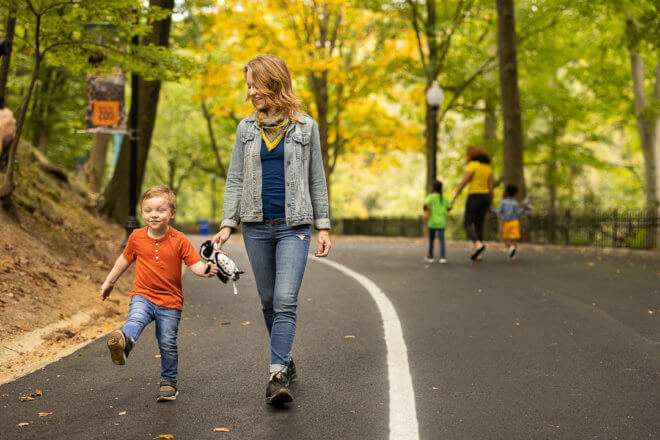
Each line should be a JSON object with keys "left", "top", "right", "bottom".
{"left": 212, "top": 54, "right": 331, "bottom": 405}
{"left": 450, "top": 145, "right": 493, "bottom": 260}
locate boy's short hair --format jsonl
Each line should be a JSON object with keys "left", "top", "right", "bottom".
{"left": 140, "top": 186, "right": 176, "bottom": 211}
{"left": 505, "top": 184, "right": 519, "bottom": 197}
{"left": 431, "top": 180, "right": 443, "bottom": 193}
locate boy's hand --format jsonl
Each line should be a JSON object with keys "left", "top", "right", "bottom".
{"left": 204, "top": 263, "right": 219, "bottom": 278}
{"left": 100, "top": 281, "right": 114, "bottom": 301}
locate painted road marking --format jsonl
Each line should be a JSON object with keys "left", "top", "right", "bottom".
{"left": 312, "top": 257, "right": 419, "bottom": 440}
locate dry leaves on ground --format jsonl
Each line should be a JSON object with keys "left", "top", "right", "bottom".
{"left": 344, "top": 335, "right": 356, "bottom": 339}
{"left": 156, "top": 435, "right": 174, "bottom": 439}
{"left": 213, "top": 427, "right": 230, "bottom": 432}
{"left": 240, "top": 321, "right": 251, "bottom": 326}
{"left": 18, "top": 422, "right": 29, "bottom": 427}
{"left": 38, "top": 411, "right": 52, "bottom": 417}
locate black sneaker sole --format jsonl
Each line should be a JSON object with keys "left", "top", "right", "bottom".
{"left": 107, "top": 330, "right": 126, "bottom": 365}
{"left": 157, "top": 391, "right": 178, "bottom": 402}
{"left": 266, "top": 389, "right": 293, "bottom": 405}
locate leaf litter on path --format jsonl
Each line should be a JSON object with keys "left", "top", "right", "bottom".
{"left": 213, "top": 427, "right": 230, "bottom": 432}
{"left": 38, "top": 411, "right": 53, "bottom": 417}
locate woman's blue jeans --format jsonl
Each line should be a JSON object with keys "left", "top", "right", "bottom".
{"left": 122, "top": 294, "right": 182, "bottom": 381}
{"left": 242, "top": 219, "right": 311, "bottom": 374}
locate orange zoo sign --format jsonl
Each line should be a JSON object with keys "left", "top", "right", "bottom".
{"left": 92, "top": 101, "right": 120, "bottom": 126}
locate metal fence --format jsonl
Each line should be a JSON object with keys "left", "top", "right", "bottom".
{"left": 333, "top": 209, "right": 659, "bottom": 250}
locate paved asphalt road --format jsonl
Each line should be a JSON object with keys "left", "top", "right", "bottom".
{"left": 1, "top": 237, "right": 658, "bottom": 439}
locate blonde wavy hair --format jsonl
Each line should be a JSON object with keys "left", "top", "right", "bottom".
{"left": 244, "top": 54, "right": 303, "bottom": 121}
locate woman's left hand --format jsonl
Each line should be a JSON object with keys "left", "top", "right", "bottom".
{"left": 315, "top": 229, "right": 331, "bottom": 257}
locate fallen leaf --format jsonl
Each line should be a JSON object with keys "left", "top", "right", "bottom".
{"left": 431, "top": 387, "right": 439, "bottom": 390}
{"left": 305, "top": 298, "right": 313, "bottom": 301}
{"left": 128, "top": 378, "right": 133, "bottom": 381}
{"left": 1, "top": 394, "right": 8, "bottom": 397}
{"left": 21, "top": 327, "right": 29, "bottom": 331}
{"left": 220, "top": 321, "right": 231, "bottom": 325}
{"left": 155, "top": 355, "right": 161, "bottom": 358}
{"left": 586, "top": 262, "right": 595, "bottom": 267}
{"left": 38, "top": 412, "right": 52, "bottom": 417}
{"left": 240, "top": 321, "right": 251, "bottom": 326}
{"left": 647, "top": 310, "right": 654, "bottom": 315}
{"left": 18, "top": 422, "right": 29, "bottom": 427}
{"left": 114, "top": 423, "right": 119, "bottom": 426}
{"left": 157, "top": 435, "right": 175, "bottom": 439}
{"left": 35, "top": 389, "right": 42, "bottom": 396}
{"left": 118, "top": 411, "right": 126, "bottom": 416}
{"left": 213, "top": 427, "right": 230, "bottom": 432}
{"left": 103, "top": 323, "right": 110, "bottom": 330}
{"left": 19, "top": 396, "right": 34, "bottom": 401}
{"left": 344, "top": 335, "right": 356, "bottom": 339}
{"left": 515, "top": 322, "right": 520, "bottom": 326}
{"left": 592, "top": 303, "right": 596, "bottom": 307}
{"left": 477, "top": 288, "right": 482, "bottom": 293}
{"left": 349, "top": 410, "right": 356, "bottom": 414}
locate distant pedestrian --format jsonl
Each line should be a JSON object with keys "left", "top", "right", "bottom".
{"left": 492, "top": 184, "right": 527, "bottom": 260}
{"left": 212, "top": 54, "right": 331, "bottom": 405}
{"left": 99, "top": 186, "right": 218, "bottom": 402}
{"left": 450, "top": 145, "right": 494, "bottom": 261}
{"left": 424, "top": 179, "right": 451, "bottom": 263}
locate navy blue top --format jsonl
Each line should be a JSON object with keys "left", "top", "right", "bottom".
{"left": 261, "top": 136, "right": 286, "bottom": 219}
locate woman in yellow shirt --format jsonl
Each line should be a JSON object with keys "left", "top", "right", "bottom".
{"left": 450, "top": 145, "right": 494, "bottom": 260}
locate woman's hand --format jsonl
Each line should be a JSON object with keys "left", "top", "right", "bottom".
{"left": 315, "top": 229, "right": 331, "bottom": 257}
{"left": 212, "top": 226, "right": 232, "bottom": 249}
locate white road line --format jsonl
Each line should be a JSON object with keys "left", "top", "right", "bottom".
{"left": 312, "top": 257, "right": 419, "bottom": 440}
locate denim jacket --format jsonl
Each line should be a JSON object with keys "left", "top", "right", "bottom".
{"left": 221, "top": 112, "right": 331, "bottom": 231}
{"left": 492, "top": 197, "right": 525, "bottom": 221}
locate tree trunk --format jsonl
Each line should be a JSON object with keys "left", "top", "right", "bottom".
{"left": 0, "top": 56, "right": 41, "bottom": 199}
{"left": 84, "top": 133, "right": 110, "bottom": 193}
{"left": 101, "top": 0, "right": 174, "bottom": 223}
{"left": 0, "top": 12, "right": 16, "bottom": 102}
{"left": 496, "top": 0, "right": 525, "bottom": 199}
{"left": 629, "top": 54, "right": 660, "bottom": 218}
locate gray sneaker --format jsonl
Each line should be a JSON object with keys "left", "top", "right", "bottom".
{"left": 266, "top": 372, "right": 292, "bottom": 405}
{"left": 157, "top": 380, "right": 178, "bottom": 402}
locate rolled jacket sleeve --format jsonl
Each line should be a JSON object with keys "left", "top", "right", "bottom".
{"left": 221, "top": 122, "right": 245, "bottom": 231}
{"left": 308, "top": 120, "right": 331, "bottom": 230}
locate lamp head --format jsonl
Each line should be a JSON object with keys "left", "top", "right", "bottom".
{"left": 426, "top": 80, "right": 444, "bottom": 109}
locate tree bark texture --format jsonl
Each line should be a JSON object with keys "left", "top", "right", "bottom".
{"left": 101, "top": 0, "right": 174, "bottom": 224}
{"left": 0, "top": 13, "right": 16, "bottom": 101}
{"left": 496, "top": 0, "right": 526, "bottom": 199}
{"left": 629, "top": 54, "right": 660, "bottom": 218}
{"left": 425, "top": 101, "right": 437, "bottom": 192}
{"left": 84, "top": 133, "right": 110, "bottom": 193}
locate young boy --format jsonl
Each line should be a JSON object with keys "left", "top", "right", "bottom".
{"left": 424, "top": 180, "right": 451, "bottom": 263}
{"left": 99, "top": 186, "right": 218, "bottom": 401}
{"left": 491, "top": 184, "right": 527, "bottom": 260}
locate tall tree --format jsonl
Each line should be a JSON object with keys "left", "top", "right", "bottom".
{"left": 402, "top": 0, "right": 498, "bottom": 191}
{"left": 101, "top": 0, "right": 177, "bottom": 224}
{"left": 496, "top": 0, "right": 525, "bottom": 199}
{"left": 626, "top": 16, "right": 659, "bottom": 217}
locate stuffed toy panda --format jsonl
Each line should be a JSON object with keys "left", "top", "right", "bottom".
{"left": 199, "top": 240, "right": 244, "bottom": 294}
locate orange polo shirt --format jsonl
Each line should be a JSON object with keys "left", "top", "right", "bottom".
{"left": 122, "top": 226, "right": 200, "bottom": 310}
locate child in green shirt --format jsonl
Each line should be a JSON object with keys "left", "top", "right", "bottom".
{"left": 424, "top": 180, "right": 451, "bottom": 263}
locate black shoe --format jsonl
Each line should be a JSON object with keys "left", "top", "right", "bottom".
{"left": 470, "top": 244, "right": 486, "bottom": 260}
{"left": 508, "top": 246, "right": 517, "bottom": 259}
{"left": 266, "top": 372, "right": 293, "bottom": 405}
{"left": 287, "top": 358, "right": 297, "bottom": 382}
{"left": 157, "top": 380, "right": 178, "bottom": 402}
{"left": 107, "top": 330, "right": 127, "bottom": 365}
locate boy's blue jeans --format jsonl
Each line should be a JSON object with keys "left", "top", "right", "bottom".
{"left": 428, "top": 228, "right": 446, "bottom": 258}
{"left": 242, "top": 219, "right": 311, "bottom": 374}
{"left": 122, "top": 294, "right": 181, "bottom": 381}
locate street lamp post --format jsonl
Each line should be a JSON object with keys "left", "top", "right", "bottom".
{"left": 426, "top": 80, "right": 444, "bottom": 190}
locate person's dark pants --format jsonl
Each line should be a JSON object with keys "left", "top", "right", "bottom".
{"left": 464, "top": 193, "right": 491, "bottom": 243}
{"left": 427, "top": 228, "right": 445, "bottom": 258}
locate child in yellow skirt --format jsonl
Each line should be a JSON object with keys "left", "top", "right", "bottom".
{"left": 492, "top": 185, "right": 527, "bottom": 260}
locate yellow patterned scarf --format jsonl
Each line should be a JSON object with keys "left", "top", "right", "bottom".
{"left": 256, "top": 111, "right": 290, "bottom": 152}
